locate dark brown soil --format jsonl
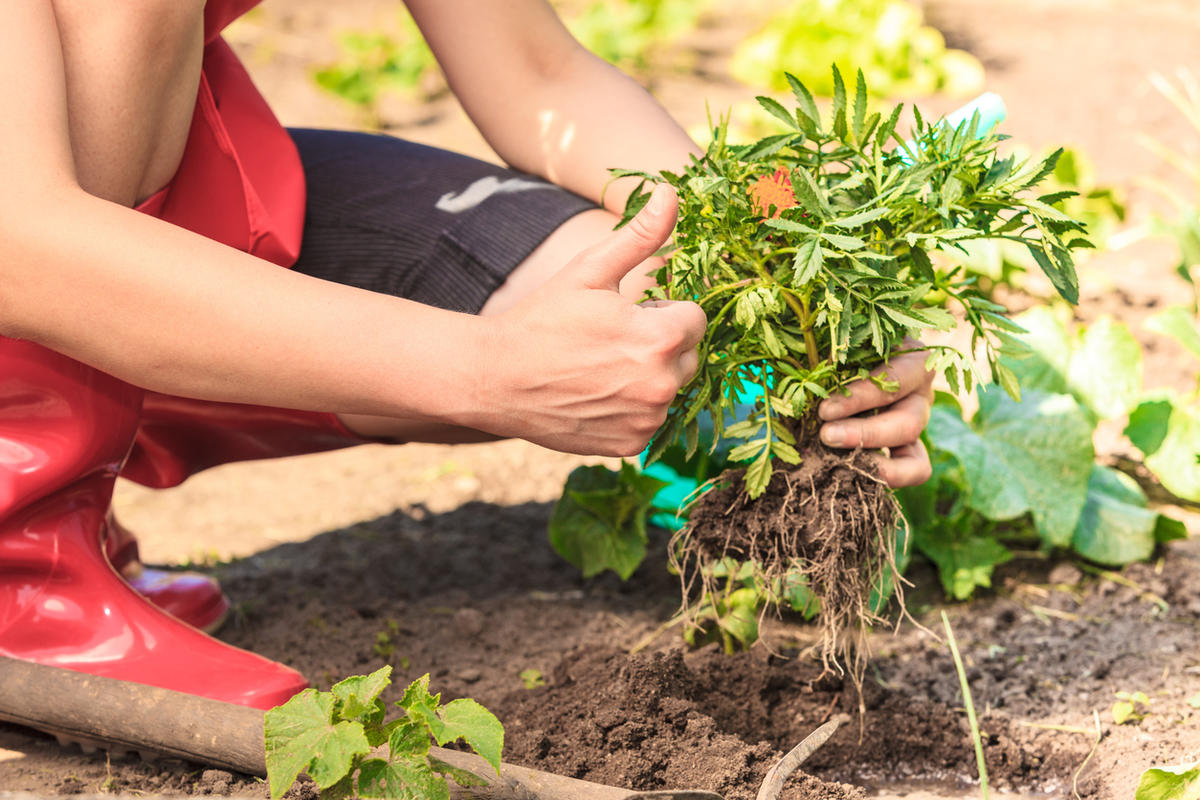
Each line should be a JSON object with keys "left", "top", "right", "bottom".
{"left": 681, "top": 445, "right": 902, "bottom": 687}
{"left": 3, "top": 1, "right": 1200, "bottom": 799}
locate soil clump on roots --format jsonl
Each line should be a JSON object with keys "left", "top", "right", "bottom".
{"left": 676, "top": 443, "right": 904, "bottom": 686}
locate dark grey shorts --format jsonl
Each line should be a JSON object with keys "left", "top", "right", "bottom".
{"left": 287, "top": 128, "right": 598, "bottom": 313}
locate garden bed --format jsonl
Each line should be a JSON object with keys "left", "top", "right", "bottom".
{"left": 2, "top": 0, "right": 1199, "bottom": 797}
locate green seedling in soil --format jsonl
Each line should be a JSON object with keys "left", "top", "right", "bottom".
{"left": 374, "top": 619, "right": 402, "bottom": 661}
{"left": 1112, "top": 690, "right": 1152, "bottom": 725}
{"left": 729, "top": 0, "right": 983, "bottom": 99}
{"left": 518, "top": 668, "right": 545, "bottom": 689}
{"left": 606, "top": 66, "right": 1085, "bottom": 682}
{"left": 265, "top": 666, "right": 503, "bottom": 800}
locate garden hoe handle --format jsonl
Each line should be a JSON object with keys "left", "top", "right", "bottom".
{"left": 0, "top": 658, "right": 723, "bottom": 800}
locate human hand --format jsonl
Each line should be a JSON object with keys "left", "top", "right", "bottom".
{"left": 480, "top": 184, "right": 706, "bottom": 456}
{"left": 816, "top": 341, "right": 935, "bottom": 488}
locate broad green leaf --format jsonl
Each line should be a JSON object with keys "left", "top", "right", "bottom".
{"left": 265, "top": 690, "right": 371, "bottom": 799}
{"left": 1134, "top": 398, "right": 1200, "bottom": 502}
{"left": 913, "top": 524, "right": 1012, "bottom": 600}
{"left": 547, "top": 462, "right": 666, "bottom": 579}
{"left": 1071, "top": 466, "right": 1160, "bottom": 566}
{"left": 1004, "top": 309, "right": 1141, "bottom": 419}
{"left": 1067, "top": 317, "right": 1143, "bottom": 418}
{"left": 432, "top": 699, "right": 504, "bottom": 773}
{"left": 926, "top": 389, "right": 1093, "bottom": 547}
{"left": 1147, "top": 306, "right": 1200, "bottom": 360}
{"left": 357, "top": 755, "right": 448, "bottom": 800}
{"left": 1126, "top": 398, "right": 1172, "bottom": 456}
{"left": 1135, "top": 762, "right": 1200, "bottom": 800}
{"left": 332, "top": 666, "right": 392, "bottom": 722}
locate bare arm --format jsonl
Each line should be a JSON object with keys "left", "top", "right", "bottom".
{"left": 0, "top": 1, "right": 703, "bottom": 456}
{"left": 404, "top": 0, "right": 702, "bottom": 213}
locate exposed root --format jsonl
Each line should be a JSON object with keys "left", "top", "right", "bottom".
{"left": 669, "top": 441, "right": 908, "bottom": 701}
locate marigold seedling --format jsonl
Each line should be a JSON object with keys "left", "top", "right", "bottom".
{"left": 611, "top": 66, "right": 1087, "bottom": 683}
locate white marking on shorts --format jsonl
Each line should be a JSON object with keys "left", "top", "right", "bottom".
{"left": 435, "top": 176, "right": 555, "bottom": 213}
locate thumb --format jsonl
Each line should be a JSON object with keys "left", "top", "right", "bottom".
{"left": 566, "top": 184, "right": 678, "bottom": 291}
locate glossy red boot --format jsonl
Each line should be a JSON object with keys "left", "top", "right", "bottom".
{"left": 0, "top": 338, "right": 307, "bottom": 710}
{"left": 104, "top": 512, "right": 231, "bottom": 634}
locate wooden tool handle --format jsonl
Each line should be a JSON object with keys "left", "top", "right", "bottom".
{"left": 0, "top": 658, "right": 721, "bottom": 800}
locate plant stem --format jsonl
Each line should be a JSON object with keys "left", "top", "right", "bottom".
{"left": 942, "top": 610, "right": 989, "bottom": 800}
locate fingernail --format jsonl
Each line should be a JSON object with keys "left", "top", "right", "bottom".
{"left": 820, "top": 423, "right": 846, "bottom": 447}
{"left": 819, "top": 400, "right": 842, "bottom": 421}
{"left": 646, "top": 185, "right": 670, "bottom": 215}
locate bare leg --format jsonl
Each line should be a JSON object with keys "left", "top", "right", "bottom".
{"left": 337, "top": 207, "right": 660, "bottom": 441}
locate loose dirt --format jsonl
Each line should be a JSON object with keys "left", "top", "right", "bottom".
{"left": 3, "top": 1, "right": 1199, "bottom": 798}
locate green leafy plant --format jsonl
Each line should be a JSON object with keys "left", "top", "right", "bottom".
{"left": 518, "top": 668, "right": 545, "bottom": 689}
{"left": 555, "top": 0, "right": 710, "bottom": 78}
{"left": 901, "top": 308, "right": 1187, "bottom": 599}
{"left": 730, "top": 0, "right": 983, "bottom": 99}
{"left": 313, "top": 11, "right": 441, "bottom": 126}
{"left": 956, "top": 147, "right": 1125, "bottom": 298}
{"left": 265, "top": 667, "right": 503, "bottom": 800}
{"left": 548, "top": 461, "right": 666, "bottom": 579}
{"left": 1112, "top": 689, "right": 1152, "bottom": 725}
{"left": 554, "top": 67, "right": 1087, "bottom": 678}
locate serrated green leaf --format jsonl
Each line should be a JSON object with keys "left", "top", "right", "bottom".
{"left": 729, "top": 440, "right": 767, "bottom": 463}
{"left": 791, "top": 167, "right": 831, "bottom": 219}
{"left": 785, "top": 72, "right": 821, "bottom": 129}
{"left": 745, "top": 448, "right": 773, "bottom": 499}
{"left": 926, "top": 389, "right": 1094, "bottom": 547}
{"left": 830, "top": 206, "right": 889, "bottom": 229}
{"left": 764, "top": 216, "right": 819, "bottom": 235}
{"left": 820, "top": 231, "right": 866, "bottom": 251}
{"left": 993, "top": 361, "right": 1021, "bottom": 402}
{"left": 756, "top": 95, "right": 800, "bottom": 130}
{"left": 265, "top": 690, "right": 371, "bottom": 799}
{"left": 852, "top": 69, "right": 867, "bottom": 142}
{"left": 792, "top": 237, "right": 823, "bottom": 285}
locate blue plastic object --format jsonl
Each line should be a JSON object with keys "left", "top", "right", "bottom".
{"left": 642, "top": 93, "right": 1007, "bottom": 530}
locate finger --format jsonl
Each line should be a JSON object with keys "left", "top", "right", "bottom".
{"left": 868, "top": 440, "right": 932, "bottom": 488}
{"left": 819, "top": 391, "right": 931, "bottom": 450}
{"left": 641, "top": 299, "right": 707, "bottom": 352}
{"left": 677, "top": 347, "right": 700, "bottom": 384}
{"left": 818, "top": 347, "right": 934, "bottom": 421}
{"left": 565, "top": 184, "right": 678, "bottom": 292}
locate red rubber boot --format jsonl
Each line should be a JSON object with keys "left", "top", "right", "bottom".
{"left": 104, "top": 512, "right": 231, "bottom": 635}
{"left": 0, "top": 338, "right": 307, "bottom": 710}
